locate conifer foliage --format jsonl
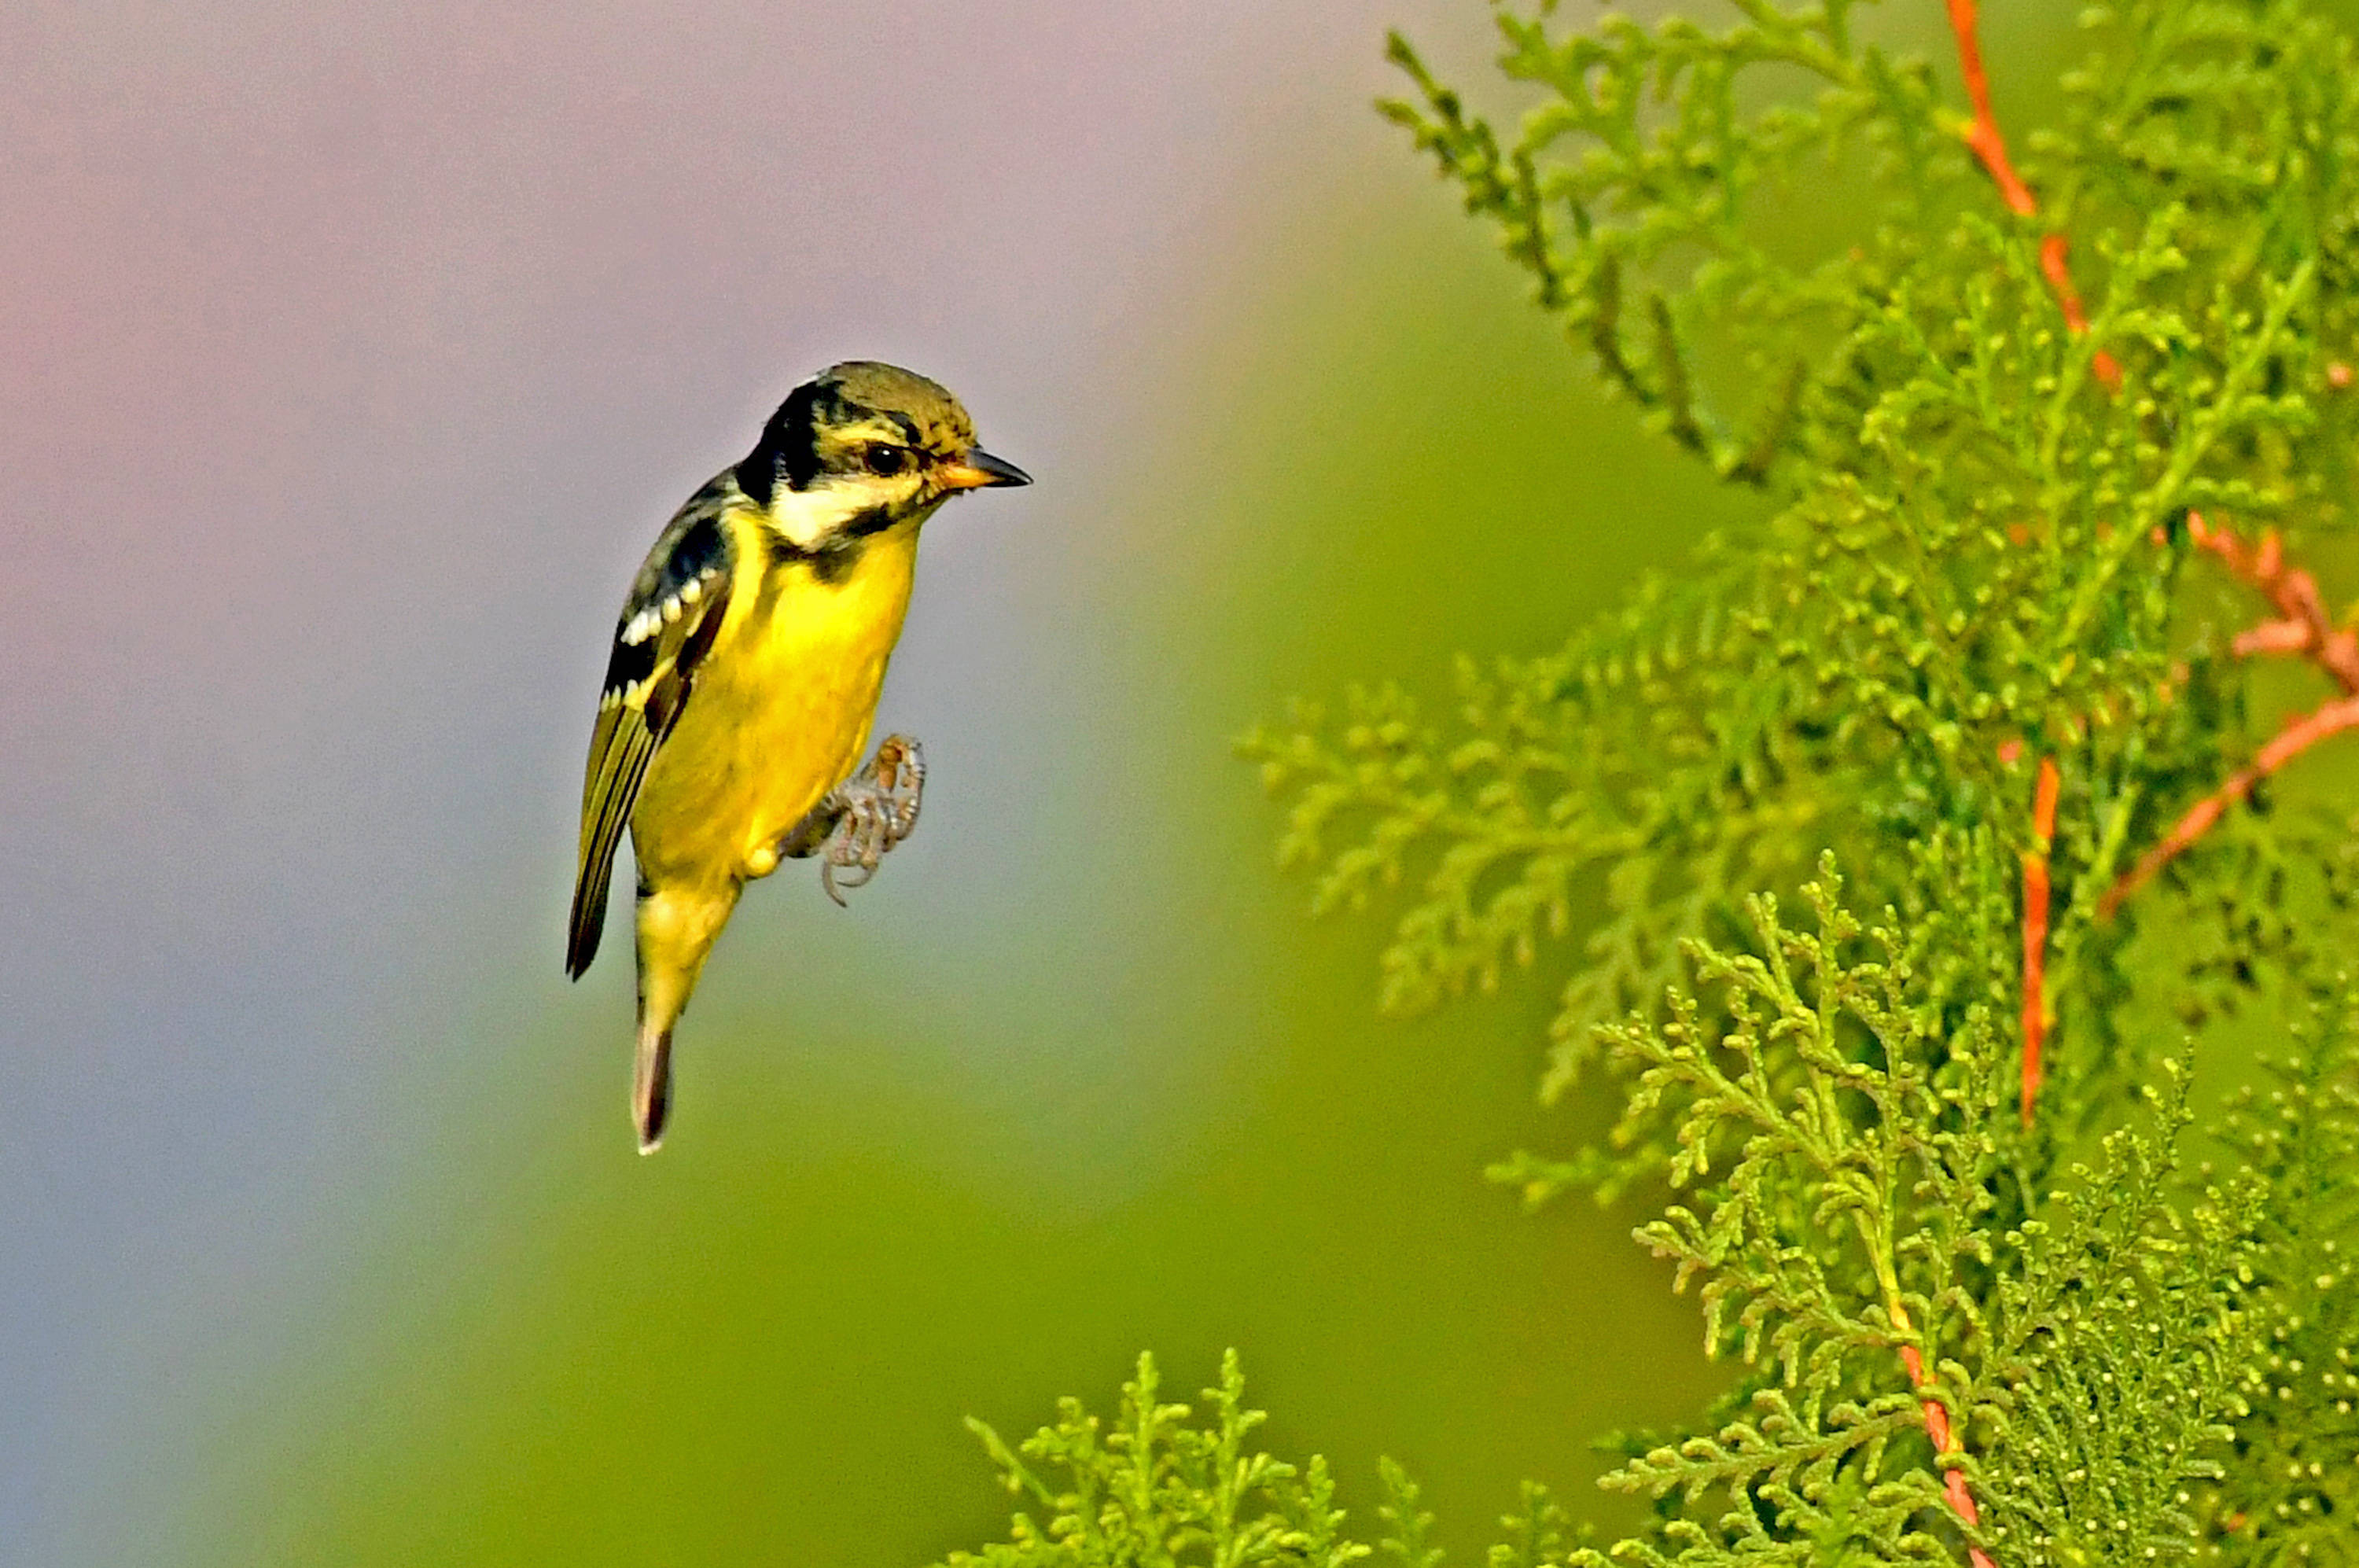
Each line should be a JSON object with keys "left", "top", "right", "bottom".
{"left": 946, "top": 4, "right": 2359, "bottom": 1565}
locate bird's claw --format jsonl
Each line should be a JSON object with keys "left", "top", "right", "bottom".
{"left": 780, "top": 735, "right": 926, "bottom": 907}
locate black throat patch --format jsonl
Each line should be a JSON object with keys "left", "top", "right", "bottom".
{"left": 764, "top": 525, "right": 869, "bottom": 587}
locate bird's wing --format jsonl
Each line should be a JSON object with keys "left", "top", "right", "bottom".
{"left": 566, "top": 486, "right": 737, "bottom": 978}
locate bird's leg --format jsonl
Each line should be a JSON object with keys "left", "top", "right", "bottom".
{"left": 775, "top": 734, "right": 926, "bottom": 907}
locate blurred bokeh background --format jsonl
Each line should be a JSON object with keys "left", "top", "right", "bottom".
{"left": 6, "top": 3, "right": 2280, "bottom": 1566}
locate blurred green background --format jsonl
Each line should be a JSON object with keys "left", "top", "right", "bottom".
{"left": 12, "top": 5, "right": 2350, "bottom": 1566}
{"left": 188, "top": 123, "right": 1757, "bottom": 1568}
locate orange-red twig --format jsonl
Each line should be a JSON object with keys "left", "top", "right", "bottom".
{"left": 2021, "top": 757, "right": 2061, "bottom": 1125}
{"left": 1949, "top": 0, "right": 2092, "bottom": 1137}
{"left": 2103, "top": 695, "right": 2359, "bottom": 918}
{"left": 1896, "top": 1320, "right": 1993, "bottom": 1568}
{"left": 1946, "top": 0, "right": 2037, "bottom": 216}
{"left": 2100, "top": 515, "right": 2359, "bottom": 918}
{"left": 1936, "top": 10, "right": 2104, "bottom": 1554}
{"left": 2189, "top": 515, "right": 2359, "bottom": 694}
{"left": 1946, "top": 0, "right": 2123, "bottom": 391}
{"left": 2040, "top": 233, "right": 2098, "bottom": 344}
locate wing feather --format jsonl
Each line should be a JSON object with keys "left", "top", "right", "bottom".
{"left": 566, "top": 486, "right": 738, "bottom": 977}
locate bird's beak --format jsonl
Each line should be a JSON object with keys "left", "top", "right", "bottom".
{"left": 938, "top": 447, "right": 1032, "bottom": 491}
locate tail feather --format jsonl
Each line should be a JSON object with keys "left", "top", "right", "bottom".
{"left": 630, "top": 881, "right": 738, "bottom": 1154}
{"left": 634, "top": 1023, "right": 674, "bottom": 1154}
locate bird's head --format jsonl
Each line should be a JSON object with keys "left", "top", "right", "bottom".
{"left": 738, "top": 361, "right": 1029, "bottom": 550}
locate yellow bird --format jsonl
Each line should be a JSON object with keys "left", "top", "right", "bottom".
{"left": 567, "top": 362, "right": 1029, "bottom": 1151}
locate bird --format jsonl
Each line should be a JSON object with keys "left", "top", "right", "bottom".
{"left": 566, "top": 362, "right": 1029, "bottom": 1152}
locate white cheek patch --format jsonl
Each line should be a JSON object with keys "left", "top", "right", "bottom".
{"left": 766, "top": 479, "right": 882, "bottom": 549}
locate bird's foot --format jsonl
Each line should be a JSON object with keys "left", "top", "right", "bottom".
{"left": 777, "top": 734, "right": 926, "bottom": 907}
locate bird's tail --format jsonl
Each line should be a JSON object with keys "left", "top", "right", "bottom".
{"left": 633, "top": 1021, "right": 675, "bottom": 1154}
{"left": 631, "top": 880, "right": 739, "bottom": 1154}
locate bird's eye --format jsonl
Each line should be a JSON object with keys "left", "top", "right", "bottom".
{"left": 864, "top": 444, "right": 910, "bottom": 477}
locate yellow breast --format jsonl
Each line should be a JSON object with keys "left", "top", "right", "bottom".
{"left": 629, "top": 513, "right": 924, "bottom": 891}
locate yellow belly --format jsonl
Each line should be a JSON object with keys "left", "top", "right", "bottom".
{"left": 629, "top": 523, "right": 922, "bottom": 892}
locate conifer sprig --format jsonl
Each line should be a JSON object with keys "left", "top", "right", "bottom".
{"left": 1249, "top": 0, "right": 2357, "bottom": 1561}
{"left": 2197, "top": 992, "right": 2359, "bottom": 1556}
{"left": 938, "top": 1353, "right": 1369, "bottom": 1568}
